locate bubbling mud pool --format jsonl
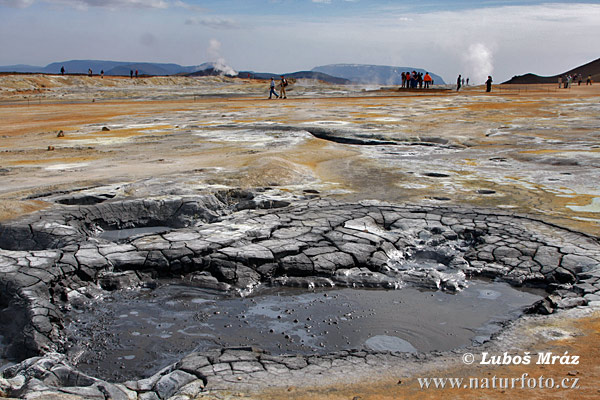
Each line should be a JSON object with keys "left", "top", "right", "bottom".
{"left": 63, "top": 279, "right": 544, "bottom": 381}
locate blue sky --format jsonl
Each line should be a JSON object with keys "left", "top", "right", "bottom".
{"left": 1, "top": 0, "right": 599, "bottom": 82}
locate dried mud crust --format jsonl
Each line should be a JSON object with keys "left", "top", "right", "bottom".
{"left": 0, "top": 190, "right": 599, "bottom": 399}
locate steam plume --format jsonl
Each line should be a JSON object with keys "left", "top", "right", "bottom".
{"left": 463, "top": 43, "right": 493, "bottom": 84}
{"left": 207, "top": 39, "right": 237, "bottom": 76}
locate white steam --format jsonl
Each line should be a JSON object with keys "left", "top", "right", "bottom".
{"left": 207, "top": 39, "right": 237, "bottom": 76}
{"left": 463, "top": 43, "right": 493, "bottom": 84}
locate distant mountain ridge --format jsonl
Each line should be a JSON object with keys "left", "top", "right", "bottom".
{"left": 312, "top": 64, "right": 446, "bottom": 85}
{"left": 0, "top": 59, "right": 445, "bottom": 85}
{"left": 503, "top": 57, "right": 600, "bottom": 84}
{"left": 0, "top": 60, "right": 204, "bottom": 76}
{"left": 233, "top": 70, "right": 350, "bottom": 84}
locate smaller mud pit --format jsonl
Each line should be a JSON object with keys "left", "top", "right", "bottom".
{"left": 64, "top": 279, "right": 543, "bottom": 381}
{"left": 97, "top": 226, "right": 173, "bottom": 242}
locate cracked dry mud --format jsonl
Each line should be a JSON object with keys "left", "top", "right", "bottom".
{"left": 0, "top": 75, "right": 599, "bottom": 399}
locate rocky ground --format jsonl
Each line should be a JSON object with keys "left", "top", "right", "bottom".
{"left": 0, "top": 75, "right": 599, "bottom": 399}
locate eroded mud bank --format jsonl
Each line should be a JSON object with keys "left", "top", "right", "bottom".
{"left": 0, "top": 188, "right": 598, "bottom": 399}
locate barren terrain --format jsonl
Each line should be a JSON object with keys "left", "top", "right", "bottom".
{"left": 0, "top": 75, "right": 599, "bottom": 399}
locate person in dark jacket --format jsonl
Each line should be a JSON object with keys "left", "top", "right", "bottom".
{"left": 486, "top": 76, "right": 493, "bottom": 92}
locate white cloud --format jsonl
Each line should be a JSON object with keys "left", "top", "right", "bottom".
{"left": 140, "top": 32, "right": 158, "bottom": 47}
{"left": 1, "top": 0, "right": 171, "bottom": 9}
{"left": 185, "top": 16, "right": 241, "bottom": 30}
{"left": 0, "top": 0, "right": 35, "bottom": 7}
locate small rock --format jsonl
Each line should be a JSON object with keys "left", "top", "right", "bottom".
{"left": 56, "top": 130, "right": 64, "bottom": 137}
{"left": 102, "top": 126, "right": 110, "bottom": 131}
{"left": 47, "top": 145, "right": 55, "bottom": 151}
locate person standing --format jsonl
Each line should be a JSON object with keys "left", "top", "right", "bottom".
{"left": 60, "top": 66, "right": 65, "bottom": 75}
{"left": 456, "top": 74, "right": 462, "bottom": 91}
{"left": 280, "top": 75, "right": 287, "bottom": 99}
{"left": 587, "top": 75, "right": 592, "bottom": 85}
{"left": 135, "top": 70, "right": 138, "bottom": 78}
{"left": 558, "top": 76, "right": 562, "bottom": 88}
{"left": 130, "top": 70, "right": 134, "bottom": 79}
{"left": 268, "top": 78, "right": 279, "bottom": 99}
{"left": 100, "top": 70, "right": 104, "bottom": 79}
{"left": 423, "top": 72, "right": 432, "bottom": 89}
{"left": 485, "top": 76, "right": 493, "bottom": 92}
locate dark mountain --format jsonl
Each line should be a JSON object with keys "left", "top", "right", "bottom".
{"left": 188, "top": 68, "right": 235, "bottom": 77}
{"left": 312, "top": 64, "right": 446, "bottom": 85}
{"left": 503, "top": 57, "right": 600, "bottom": 84}
{"left": 186, "top": 62, "right": 238, "bottom": 77}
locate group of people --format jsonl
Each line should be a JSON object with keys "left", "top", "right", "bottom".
{"left": 60, "top": 66, "right": 143, "bottom": 79}
{"left": 268, "top": 75, "right": 288, "bottom": 99}
{"left": 559, "top": 74, "right": 593, "bottom": 88}
{"left": 401, "top": 71, "right": 434, "bottom": 89}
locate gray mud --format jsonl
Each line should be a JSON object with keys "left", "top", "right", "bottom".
{"left": 64, "top": 279, "right": 543, "bottom": 381}
{"left": 97, "top": 226, "right": 173, "bottom": 242}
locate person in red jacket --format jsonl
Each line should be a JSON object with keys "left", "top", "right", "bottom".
{"left": 423, "top": 72, "right": 433, "bottom": 89}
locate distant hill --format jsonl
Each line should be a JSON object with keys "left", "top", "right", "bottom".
{"left": 0, "top": 64, "right": 42, "bottom": 73}
{"left": 235, "top": 70, "right": 350, "bottom": 84}
{"left": 0, "top": 60, "right": 202, "bottom": 76}
{"left": 503, "top": 57, "right": 600, "bottom": 84}
{"left": 312, "top": 64, "right": 446, "bottom": 85}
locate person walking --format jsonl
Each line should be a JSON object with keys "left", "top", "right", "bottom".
{"left": 456, "top": 74, "right": 462, "bottom": 91}
{"left": 280, "top": 75, "right": 288, "bottom": 99}
{"left": 587, "top": 75, "right": 592, "bottom": 85}
{"left": 268, "top": 78, "right": 279, "bottom": 99}
{"left": 485, "top": 76, "right": 493, "bottom": 92}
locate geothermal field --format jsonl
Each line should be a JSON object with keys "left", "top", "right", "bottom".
{"left": 0, "top": 74, "right": 599, "bottom": 399}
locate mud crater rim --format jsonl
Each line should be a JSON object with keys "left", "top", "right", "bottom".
{"left": 1, "top": 188, "right": 599, "bottom": 396}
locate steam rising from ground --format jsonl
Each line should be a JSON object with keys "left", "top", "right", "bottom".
{"left": 463, "top": 43, "right": 494, "bottom": 84}
{"left": 207, "top": 38, "right": 237, "bottom": 76}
